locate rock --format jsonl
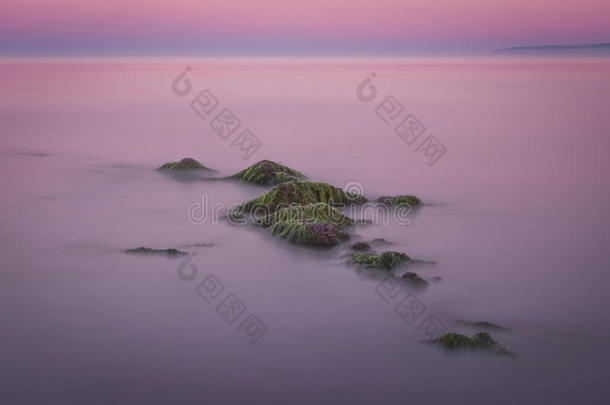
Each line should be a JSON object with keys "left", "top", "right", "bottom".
{"left": 351, "top": 251, "right": 410, "bottom": 270}
{"left": 401, "top": 271, "right": 428, "bottom": 287}
{"left": 434, "top": 332, "right": 513, "bottom": 355}
{"left": 237, "top": 180, "right": 368, "bottom": 214}
{"left": 125, "top": 247, "right": 187, "bottom": 256}
{"left": 376, "top": 195, "right": 422, "bottom": 206}
{"left": 454, "top": 320, "right": 510, "bottom": 331}
{"left": 371, "top": 238, "right": 391, "bottom": 244}
{"left": 158, "top": 158, "right": 209, "bottom": 171}
{"left": 350, "top": 242, "right": 371, "bottom": 251}
{"left": 230, "top": 159, "right": 305, "bottom": 185}
{"left": 270, "top": 221, "right": 350, "bottom": 247}
{"left": 255, "top": 203, "right": 353, "bottom": 227}
{"left": 255, "top": 203, "right": 352, "bottom": 247}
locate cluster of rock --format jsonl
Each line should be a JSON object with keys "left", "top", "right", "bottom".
{"left": 131, "top": 157, "right": 514, "bottom": 356}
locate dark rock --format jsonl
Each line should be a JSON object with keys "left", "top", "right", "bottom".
{"left": 376, "top": 195, "right": 422, "bottom": 206}
{"left": 350, "top": 242, "right": 371, "bottom": 251}
{"left": 434, "top": 332, "right": 513, "bottom": 355}
{"left": 125, "top": 247, "right": 188, "bottom": 256}
{"left": 351, "top": 251, "right": 410, "bottom": 270}
{"left": 455, "top": 320, "right": 510, "bottom": 331}
{"left": 401, "top": 271, "right": 428, "bottom": 287}
{"left": 230, "top": 159, "right": 305, "bottom": 185}
{"left": 158, "top": 158, "right": 209, "bottom": 171}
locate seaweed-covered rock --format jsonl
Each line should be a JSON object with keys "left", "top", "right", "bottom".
{"left": 230, "top": 160, "right": 305, "bottom": 185}
{"left": 434, "top": 332, "right": 513, "bottom": 355}
{"left": 350, "top": 242, "right": 371, "bottom": 251}
{"left": 158, "top": 158, "right": 209, "bottom": 171}
{"left": 401, "top": 271, "right": 428, "bottom": 287}
{"left": 237, "top": 180, "right": 368, "bottom": 214}
{"left": 454, "top": 320, "right": 510, "bottom": 331}
{"left": 351, "top": 251, "right": 409, "bottom": 270}
{"left": 268, "top": 220, "right": 350, "bottom": 247}
{"left": 255, "top": 203, "right": 352, "bottom": 247}
{"left": 255, "top": 203, "right": 353, "bottom": 227}
{"left": 125, "top": 247, "right": 187, "bottom": 256}
{"left": 377, "top": 195, "right": 422, "bottom": 206}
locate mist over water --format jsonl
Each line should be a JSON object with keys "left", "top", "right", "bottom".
{"left": 1, "top": 57, "right": 609, "bottom": 404}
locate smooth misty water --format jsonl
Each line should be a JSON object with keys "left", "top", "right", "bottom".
{"left": 1, "top": 57, "right": 610, "bottom": 404}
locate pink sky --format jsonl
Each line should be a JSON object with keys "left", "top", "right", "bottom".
{"left": 1, "top": 0, "right": 609, "bottom": 54}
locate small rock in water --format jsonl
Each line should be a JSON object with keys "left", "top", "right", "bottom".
{"left": 433, "top": 332, "right": 514, "bottom": 355}
{"left": 376, "top": 195, "right": 422, "bottom": 206}
{"left": 350, "top": 242, "right": 371, "bottom": 251}
{"left": 158, "top": 158, "right": 209, "bottom": 171}
{"left": 401, "top": 271, "right": 428, "bottom": 287}
{"left": 454, "top": 320, "right": 510, "bottom": 331}
{"left": 351, "top": 251, "right": 410, "bottom": 270}
{"left": 125, "top": 247, "right": 188, "bottom": 256}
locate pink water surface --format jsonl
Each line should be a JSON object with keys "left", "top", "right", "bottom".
{"left": 1, "top": 57, "right": 609, "bottom": 404}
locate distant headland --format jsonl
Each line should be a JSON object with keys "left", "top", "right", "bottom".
{"left": 495, "top": 43, "right": 610, "bottom": 54}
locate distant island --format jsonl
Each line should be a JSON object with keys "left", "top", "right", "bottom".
{"left": 495, "top": 43, "right": 610, "bottom": 54}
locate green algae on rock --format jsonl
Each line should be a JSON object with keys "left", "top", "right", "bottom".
{"left": 434, "top": 332, "right": 513, "bottom": 355}
{"left": 350, "top": 242, "right": 372, "bottom": 251}
{"left": 268, "top": 220, "right": 350, "bottom": 247}
{"left": 230, "top": 159, "right": 305, "bottom": 185}
{"left": 158, "top": 158, "right": 209, "bottom": 171}
{"left": 255, "top": 203, "right": 353, "bottom": 228}
{"left": 376, "top": 195, "right": 422, "bottom": 206}
{"left": 351, "top": 251, "right": 410, "bottom": 270}
{"left": 237, "top": 180, "right": 368, "bottom": 214}
{"left": 255, "top": 203, "right": 353, "bottom": 247}
{"left": 401, "top": 271, "right": 429, "bottom": 287}
{"left": 125, "top": 247, "right": 188, "bottom": 256}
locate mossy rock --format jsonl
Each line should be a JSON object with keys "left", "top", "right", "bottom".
{"left": 158, "top": 158, "right": 208, "bottom": 171}
{"left": 255, "top": 203, "right": 352, "bottom": 248}
{"left": 401, "top": 271, "right": 428, "bottom": 287}
{"left": 268, "top": 220, "right": 350, "bottom": 247}
{"left": 351, "top": 251, "right": 410, "bottom": 270}
{"left": 350, "top": 242, "right": 371, "bottom": 251}
{"left": 376, "top": 195, "right": 422, "bottom": 206}
{"left": 125, "top": 247, "right": 187, "bottom": 256}
{"left": 434, "top": 332, "right": 513, "bottom": 355}
{"left": 230, "top": 160, "right": 305, "bottom": 185}
{"left": 255, "top": 203, "right": 353, "bottom": 228}
{"left": 237, "top": 180, "right": 368, "bottom": 214}
{"left": 454, "top": 320, "right": 510, "bottom": 331}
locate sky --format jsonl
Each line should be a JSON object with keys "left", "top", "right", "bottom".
{"left": 1, "top": 0, "right": 609, "bottom": 56}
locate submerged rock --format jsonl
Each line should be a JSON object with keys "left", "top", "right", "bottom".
{"left": 401, "top": 271, "right": 428, "bottom": 287}
{"left": 125, "top": 247, "right": 187, "bottom": 256}
{"left": 376, "top": 195, "right": 422, "bottom": 206}
{"left": 455, "top": 320, "right": 510, "bottom": 331}
{"left": 351, "top": 251, "right": 410, "bottom": 270}
{"left": 350, "top": 242, "right": 371, "bottom": 251}
{"left": 433, "top": 332, "right": 513, "bottom": 355}
{"left": 230, "top": 159, "right": 305, "bottom": 185}
{"left": 158, "top": 158, "right": 209, "bottom": 171}
{"left": 255, "top": 203, "right": 352, "bottom": 247}
{"left": 237, "top": 180, "right": 368, "bottom": 214}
